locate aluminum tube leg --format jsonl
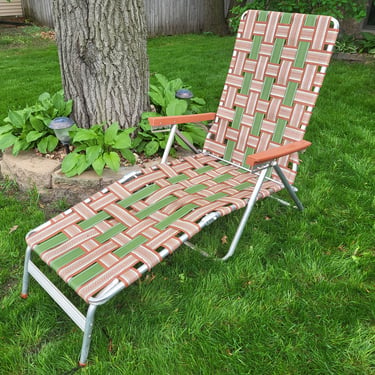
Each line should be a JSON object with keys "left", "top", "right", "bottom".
{"left": 221, "top": 167, "right": 269, "bottom": 261}
{"left": 161, "top": 125, "right": 177, "bottom": 163}
{"left": 273, "top": 164, "right": 304, "bottom": 210}
{"left": 21, "top": 246, "right": 32, "bottom": 298}
{"left": 78, "top": 304, "right": 98, "bottom": 367}
{"left": 175, "top": 129, "right": 200, "bottom": 154}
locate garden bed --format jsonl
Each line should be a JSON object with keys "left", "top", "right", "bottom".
{"left": 0, "top": 149, "right": 160, "bottom": 205}
{"left": 333, "top": 52, "right": 375, "bottom": 62}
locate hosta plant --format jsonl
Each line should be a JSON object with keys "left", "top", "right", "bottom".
{"left": 133, "top": 74, "right": 208, "bottom": 157}
{"left": 149, "top": 73, "right": 206, "bottom": 116}
{"left": 61, "top": 123, "right": 135, "bottom": 177}
{"left": 0, "top": 91, "right": 72, "bottom": 155}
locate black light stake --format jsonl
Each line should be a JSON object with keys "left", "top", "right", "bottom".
{"left": 48, "top": 117, "right": 74, "bottom": 154}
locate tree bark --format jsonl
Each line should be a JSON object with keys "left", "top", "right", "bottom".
{"left": 204, "top": 0, "right": 229, "bottom": 35}
{"left": 53, "top": 0, "right": 149, "bottom": 129}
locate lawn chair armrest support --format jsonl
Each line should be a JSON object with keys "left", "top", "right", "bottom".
{"left": 149, "top": 113, "right": 216, "bottom": 163}
{"left": 148, "top": 112, "right": 216, "bottom": 128}
{"left": 246, "top": 140, "right": 312, "bottom": 167}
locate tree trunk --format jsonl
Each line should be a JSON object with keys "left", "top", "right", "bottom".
{"left": 53, "top": 0, "right": 149, "bottom": 129}
{"left": 203, "top": 0, "right": 229, "bottom": 35}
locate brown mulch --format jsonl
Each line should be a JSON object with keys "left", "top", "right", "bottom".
{"left": 33, "top": 147, "right": 160, "bottom": 167}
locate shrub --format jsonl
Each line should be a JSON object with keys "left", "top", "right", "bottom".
{"left": 0, "top": 91, "right": 72, "bottom": 155}
{"left": 228, "top": 0, "right": 369, "bottom": 32}
{"left": 133, "top": 74, "right": 208, "bottom": 157}
{"left": 61, "top": 123, "right": 135, "bottom": 177}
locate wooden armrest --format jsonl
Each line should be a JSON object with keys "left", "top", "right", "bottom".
{"left": 148, "top": 112, "right": 216, "bottom": 128}
{"left": 246, "top": 140, "right": 312, "bottom": 167}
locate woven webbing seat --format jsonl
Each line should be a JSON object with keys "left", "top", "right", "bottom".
{"left": 21, "top": 10, "right": 339, "bottom": 366}
{"left": 26, "top": 154, "right": 281, "bottom": 302}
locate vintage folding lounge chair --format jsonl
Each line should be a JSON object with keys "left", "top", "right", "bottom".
{"left": 21, "top": 10, "right": 339, "bottom": 365}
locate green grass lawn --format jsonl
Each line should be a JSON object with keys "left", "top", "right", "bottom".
{"left": 0, "top": 27, "right": 374, "bottom": 374}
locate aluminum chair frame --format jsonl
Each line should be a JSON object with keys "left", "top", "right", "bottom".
{"left": 20, "top": 10, "right": 339, "bottom": 366}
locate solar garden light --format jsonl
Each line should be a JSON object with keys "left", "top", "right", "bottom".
{"left": 49, "top": 117, "right": 74, "bottom": 154}
{"left": 175, "top": 89, "right": 193, "bottom": 100}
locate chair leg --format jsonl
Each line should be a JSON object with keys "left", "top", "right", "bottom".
{"left": 161, "top": 124, "right": 178, "bottom": 163}
{"left": 221, "top": 167, "right": 269, "bottom": 261}
{"left": 21, "top": 243, "right": 98, "bottom": 366}
{"left": 273, "top": 164, "right": 304, "bottom": 210}
{"left": 78, "top": 304, "right": 98, "bottom": 367}
{"left": 21, "top": 246, "right": 32, "bottom": 298}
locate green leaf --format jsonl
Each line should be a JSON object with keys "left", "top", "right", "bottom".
{"left": 39, "top": 135, "right": 59, "bottom": 153}
{"left": 72, "top": 129, "right": 97, "bottom": 143}
{"left": 155, "top": 132, "right": 168, "bottom": 141}
{"left": 12, "top": 138, "right": 28, "bottom": 155}
{"left": 135, "top": 140, "right": 146, "bottom": 153}
{"left": 131, "top": 137, "right": 142, "bottom": 149}
{"left": 149, "top": 84, "right": 163, "bottom": 97}
{"left": 0, "top": 133, "right": 17, "bottom": 150}
{"left": 38, "top": 93, "right": 52, "bottom": 110}
{"left": 159, "top": 139, "right": 168, "bottom": 149}
{"left": 164, "top": 89, "right": 176, "bottom": 107}
{"left": 26, "top": 130, "right": 45, "bottom": 143}
{"left": 92, "top": 156, "right": 106, "bottom": 176}
{"left": 191, "top": 104, "right": 204, "bottom": 114}
{"left": 86, "top": 145, "right": 102, "bottom": 164}
{"left": 149, "top": 91, "right": 165, "bottom": 108}
{"left": 0, "top": 125, "right": 13, "bottom": 135}
{"left": 37, "top": 137, "right": 48, "bottom": 154}
{"left": 122, "top": 126, "right": 136, "bottom": 135}
{"left": 113, "top": 132, "right": 132, "bottom": 149}
{"left": 8, "top": 110, "right": 25, "bottom": 128}
{"left": 30, "top": 115, "right": 46, "bottom": 131}
{"left": 191, "top": 97, "right": 206, "bottom": 105}
{"left": 140, "top": 120, "right": 152, "bottom": 132}
{"left": 168, "top": 78, "right": 183, "bottom": 92}
{"left": 61, "top": 152, "right": 79, "bottom": 173}
{"left": 47, "top": 135, "right": 59, "bottom": 152}
{"left": 121, "top": 148, "right": 136, "bottom": 164}
{"left": 144, "top": 140, "right": 160, "bottom": 156}
{"left": 104, "top": 123, "right": 119, "bottom": 145}
{"left": 61, "top": 153, "right": 90, "bottom": 177}
{"left": 38, "top": 92, "right": 51, "bottom": 103}
{"left": 103, "top": 151, "right": 120, "bottom": 171}
{"left": 63, "top": 100, "right": 73, "bottom": 116}
{"left": 176, "top": 131, "right": 194, "bottom": 150}
{"left": 166, "top": 99, "right": 187, "bottom": 116}
{"left": 141, "top": 112, "right": 160, "bottom": 120}
{"left": 74, "top": 145, "right": 87, "bottom": 153}
{"left": 52, "top": 91, "right": 66, "bottom": 113}
{"left": 155, "top": 74, "right": 169, "bottom": 90}
{"left": 183, "top": 124, "right": 207, "bottom": 144}
{"left": 75, "top": 154, "right": 91, "bottom": 175}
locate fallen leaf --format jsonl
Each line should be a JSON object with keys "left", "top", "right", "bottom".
{"left": 9, "top": 225, "right": 18, "bottom": 233}
{"left": 107, "top": 338, "right": 113, "bottom": 353}
{"left": 221, "top": 235, "right": 228, "bottom": 244}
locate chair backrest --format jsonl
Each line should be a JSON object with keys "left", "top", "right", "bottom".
{"left": 204, "top": 10, "right": 339, "bottom": 184}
